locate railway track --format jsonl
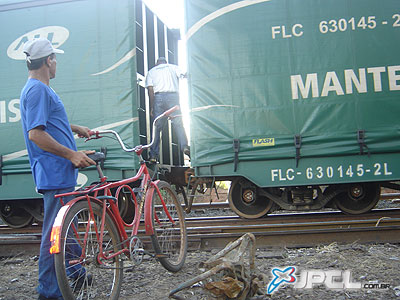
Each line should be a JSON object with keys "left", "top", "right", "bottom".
{"left": 186, "top": 208, "right": 400, "bottom": 249}
{"left": 1, "top": 208, "right": 399, "bottom": 256}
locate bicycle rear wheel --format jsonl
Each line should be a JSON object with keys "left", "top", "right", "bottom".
{"left": 54, "top": 200, "right": 123, "bottom": 300}
{"left": 150, "top": 181, "right": 187, "bottom": 272}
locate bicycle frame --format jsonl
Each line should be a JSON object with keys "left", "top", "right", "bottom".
{"left": 50, "top": 105, "right": 180, "bottom": 262}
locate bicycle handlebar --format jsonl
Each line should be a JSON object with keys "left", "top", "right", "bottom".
{"left": 88, "top": 105, "right": 180, "bottom": 153}
{"left": 161, "top": 105, "right": 180, "bottom": 118}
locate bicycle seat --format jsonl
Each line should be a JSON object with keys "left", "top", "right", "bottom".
{"left": 87, "top": 152, "right": 106, "bottom": 164}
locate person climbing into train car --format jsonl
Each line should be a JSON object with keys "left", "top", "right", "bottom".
{"left": 19, "top": 38, "right": 96, "bottom": 300}
{"left": 145, "top": 57, "right": 190, "bottom": 163}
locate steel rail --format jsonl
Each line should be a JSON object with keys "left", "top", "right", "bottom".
{"left": 1, "top": 208, "right": 400, "bottom": 256}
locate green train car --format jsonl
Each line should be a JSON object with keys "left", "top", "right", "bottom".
{"left": 185, "top": 0, "right": 400, "bottom": 218}
{"left": 2, "top": 0, "right": 400, "bottom": 226}
{"left": 0, "top": 0, "right": 182, "bottom": 227}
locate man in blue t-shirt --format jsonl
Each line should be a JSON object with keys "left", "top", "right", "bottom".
{"left": 20, "top": 38, "right": 96, "bottom": 300}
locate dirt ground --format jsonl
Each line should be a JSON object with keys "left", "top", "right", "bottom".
{"left": 1, "top": 198, "right": 399, "bottom": 300}
{"left": 1, "top": 241, "right": 399, "bottom": 300}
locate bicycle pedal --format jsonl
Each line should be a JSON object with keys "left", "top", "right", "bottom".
{"left": 142, "top": 250, "right": 155, "bottom": 258}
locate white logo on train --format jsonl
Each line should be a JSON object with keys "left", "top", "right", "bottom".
{"left": 1, "top": 26, "right": 69, "bottom": 123}
{"left": 7, "top": 26, "right": 69, "bottom": 60}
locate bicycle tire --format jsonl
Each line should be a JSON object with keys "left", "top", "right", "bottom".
{"left": 54, "top": 199, "right": 123, "bottom": 300}
{"left": 150, "top": 181, "right": 187, "bottom": 272}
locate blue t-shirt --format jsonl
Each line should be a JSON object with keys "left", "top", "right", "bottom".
{"left": 20, "top": 78, "right": 78, "bottom": 191}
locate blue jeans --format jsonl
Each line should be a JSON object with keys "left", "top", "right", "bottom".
{"left": 149, "top": 92, "right": 188, "bottom": 158}
{"left": 38, "top": 187, "right": 83, "bottom": 298}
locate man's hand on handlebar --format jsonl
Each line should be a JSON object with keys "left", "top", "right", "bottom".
{"left": 70, "top": 150, "right": 96, "bottom": 168}
{"left": 71, "top": 125, "right": 93, "bottom": 139}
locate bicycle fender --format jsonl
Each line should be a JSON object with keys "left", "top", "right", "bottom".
{"left": 50, "top": 197, "right": 83, "bottom": 254}
{"left": 144, "top": 180, "right": 160, "bottom": 235}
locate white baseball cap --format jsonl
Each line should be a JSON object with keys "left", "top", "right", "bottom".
{"left": 23, "top": 38, "right": 64, "bottom": 62}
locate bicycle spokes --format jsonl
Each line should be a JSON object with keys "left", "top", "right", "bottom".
{"left": 151, "top": 181, "right": 187, "bottom": 272}
{"left": 54, "top": 201, "right": 123, "bottom": 300}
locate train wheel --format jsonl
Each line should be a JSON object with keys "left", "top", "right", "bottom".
{"left": 228, "top": 178, "right": 274, "bottom": 219}
{"left": 0, "top": 201, "right": 34, "bottom": 228}
{"left": 333, "top": 183, "right": 380, "bottom": 214}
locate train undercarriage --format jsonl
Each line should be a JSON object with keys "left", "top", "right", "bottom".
{"left": 227, "top": 177, "right": 394, "bottom": 219}
{"left": 1, "top": 166, "right": 399, "bottom": 227}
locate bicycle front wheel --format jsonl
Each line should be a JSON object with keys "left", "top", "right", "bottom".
{"left": 54, "top": 199, "right": 123, "bottom": 300}
{"left": 150, "top": 181, "right": 187, "bottom": 272}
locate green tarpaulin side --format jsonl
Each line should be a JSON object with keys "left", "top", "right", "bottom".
{"left": 0, "top": 0, "right": 139, "bottom": 199}
{"left": 0, "top": 0, "right": 138, "bottom": 174}
{"left": 186, "top": 0, "right": 400, "bottom": 168}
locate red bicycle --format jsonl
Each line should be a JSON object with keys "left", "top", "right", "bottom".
{"left": 49, "top": 106, "right": 187, "bottom": 300}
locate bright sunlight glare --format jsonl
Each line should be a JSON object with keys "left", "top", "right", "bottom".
{"left": 142, "top": 0, "right": 190, "bottom": 141}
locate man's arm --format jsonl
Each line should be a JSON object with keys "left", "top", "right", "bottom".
{"left": 147, "top": 86, "right": 155, "bottom": 117}
{"left": 29, "top": 127, "right": 95, "bottom": 168}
